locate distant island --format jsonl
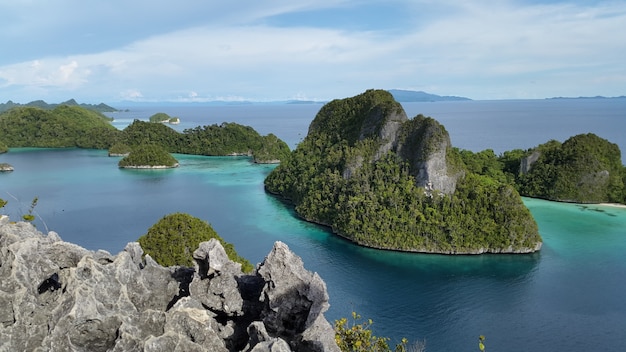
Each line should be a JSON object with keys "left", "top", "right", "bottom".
{"left": 0, "top": 105, "right": 290, "bottom": 163}
{"left": 547, "top": 95, "right": 626, "bottom": 100}
{"left": 387, "top": 89, "right": 471, "bottom": 102}
{"left": 113, "top": 90, "right": 469, "bottom": 106}
{"left": 0, "top": 99, "right": 119, "bottom": 113}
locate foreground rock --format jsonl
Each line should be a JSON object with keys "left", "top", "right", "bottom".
{"left": 0, "top": 216, "right": 339, "bottom": 352}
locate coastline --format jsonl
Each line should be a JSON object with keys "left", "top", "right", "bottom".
{"left": 597, "top": 202, "right": 626, "bottom": 209}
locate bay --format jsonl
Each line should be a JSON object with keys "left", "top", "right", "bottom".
{"left": 1, "top": 99, "right": 625, "bottom": 351}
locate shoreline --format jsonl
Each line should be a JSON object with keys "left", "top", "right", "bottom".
{"left": 597, "top": 202, "right": 626, "bottom": 209}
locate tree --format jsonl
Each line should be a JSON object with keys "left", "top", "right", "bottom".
{"left": 138, "top": 212, "right": 253, "bottom": 272}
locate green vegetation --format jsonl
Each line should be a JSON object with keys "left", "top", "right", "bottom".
{"left": 453, "top": 133, "right": 626, "bottom": 204}
{"left": 108, "top": 142, "right": 132, "bottom": 156}
{"left": 266, "top": 90, "right": 541, "bottom": 254}
{"left": 253, "top": 133, "right": 291, "bottom": 162}
{"left": 138, "top": 212, "right": 253, "bottom": 272}
{"left": 0, "top": 105, "right": 119, "bottom": 149}
{"left": 118, "top": 144, "right": 179, "bottom": 168}
{"left": 516, "top": 134, "right": 624, "bottom": 203}
{"left": 21, "top": 197, "right": 38, "bottom": 222}
{"left": 119, "top": 120, "right": 290, "bottom": 162}
{"left": 0, "top": 141, "right": 7, "bottom": 153}
{"left": 335, "top": 312, "right": 415, "bottom": 352}
{"left": 148, "top": 112, "right": 173, "bottom": 123}
{"left": 0, "top": 106, "right": 289, "bottom": 162}
{"left": 479, "top": 335, "right": 486, "bottom": 352}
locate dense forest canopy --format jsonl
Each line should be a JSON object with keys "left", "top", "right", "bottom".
{"left": 265, "top": 90, "right": 542, "bottom": 254}
{"left": 459, "top": 134, "right": 626, "bottom": 204}
{"left": 0, "top": 105, "right": 119, "bottom": 149}
{"left": 0, "top": 105, "right": 290, "bottom": 163}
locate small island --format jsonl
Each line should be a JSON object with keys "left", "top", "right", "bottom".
{"left": 118, "top": 144, "right": 179, "bottom": 169}
{"left": 149, "top": 112, "right": 180, "bottom": 125}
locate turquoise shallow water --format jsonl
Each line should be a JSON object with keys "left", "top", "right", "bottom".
{"left": 1, "top": 148, "right": 625, "bottom": 352}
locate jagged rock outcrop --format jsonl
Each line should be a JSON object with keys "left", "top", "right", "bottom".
{"left": 0, "top": 215, "right": 340, "bottom": 352}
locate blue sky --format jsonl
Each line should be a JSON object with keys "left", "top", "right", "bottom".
{"left": 1, "top": 0, "right": 625, "bottom": 103}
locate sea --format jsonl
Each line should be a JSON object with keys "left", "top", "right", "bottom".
{"left": 1, "top": 98, "right": 625, "bottom": 351}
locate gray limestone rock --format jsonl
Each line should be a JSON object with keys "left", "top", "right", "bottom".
{"left": 257, "top": 241, "right": 340, "bottom": 352}
{"left": 0, "top": 216, "right": 339, "bottom": 352}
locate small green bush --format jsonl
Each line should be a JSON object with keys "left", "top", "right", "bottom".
{"left": 335, "top": 312, "right": 412, "bottom": 352}
{"left": 138, "top": 212, "right": 254, "bottom": 272}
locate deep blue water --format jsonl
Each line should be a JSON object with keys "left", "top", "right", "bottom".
{"left": 1, "top": 99, "right": 626, "bottom": 351}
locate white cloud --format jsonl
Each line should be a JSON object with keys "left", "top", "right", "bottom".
{"left": 119, "top": 89, "right": 144, "bottom": 100}
{"left": 1, "top": 0, "right": 625, "bottom": 102}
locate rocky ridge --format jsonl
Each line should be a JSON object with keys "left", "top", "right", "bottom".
{"left": 0, "top": 215, "right": 339, "bottom": 352}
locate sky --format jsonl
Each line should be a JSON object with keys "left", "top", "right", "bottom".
{"left": 1, "top": 0, "right": 625, "bottom": 103}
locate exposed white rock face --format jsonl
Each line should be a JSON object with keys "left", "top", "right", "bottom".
{"left": 0, "top": 216, "right": 340, "bottom": 352}
{"left": 520, "top": 150, "right": 541, "bottom": 174}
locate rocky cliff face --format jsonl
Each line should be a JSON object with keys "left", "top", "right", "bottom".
{"left": 396, "top": 116, "right": 462, "bottom": 195}
{"left": 315, "top": 90, "right": 460, "bottom": 195}
{"left": 353, "top": 111, "right": 461, "bottom": 195}
{"left": 0, "top": 216, "right": 339, "bottom": 352}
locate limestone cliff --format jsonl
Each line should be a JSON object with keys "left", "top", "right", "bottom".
{"left": 0, "top": 216, "right": 339, "bottom": 352}
{"left": 265, "top": 89, "right": 541, "bottom": 254}
{"left": 307, "top": 89, "right": 460, "bottom": 195}
{"left": 396, "top": 115, "right": 463, "bottom": 195}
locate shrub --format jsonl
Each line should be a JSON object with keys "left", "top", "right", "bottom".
{"left": 335, "top": 312, "right": 413, "bottom": 352}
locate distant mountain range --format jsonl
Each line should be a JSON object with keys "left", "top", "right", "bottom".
{"left": 387, "top": 89, "right": 471, "bottom": 102}
{"left": 0, "top": 99, "right": 119, "bottom": 113}
{"left": 1, "top": 90, "right": 472, "bottom": 112}
{"left": 547, "top": 95, "right": 626, "bottom": 100}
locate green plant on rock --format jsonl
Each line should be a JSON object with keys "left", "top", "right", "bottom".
{"left": 138, "top": 212, "right": 254, "bottom": 272}
{"left": 478, "top": 335, "right": 486, "bottom": 351}
{"left": 22, "top": 197, "right": 38, "bottom": 222}
{"left": 335, "top": 312, "right": 411, "bottom": 352}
